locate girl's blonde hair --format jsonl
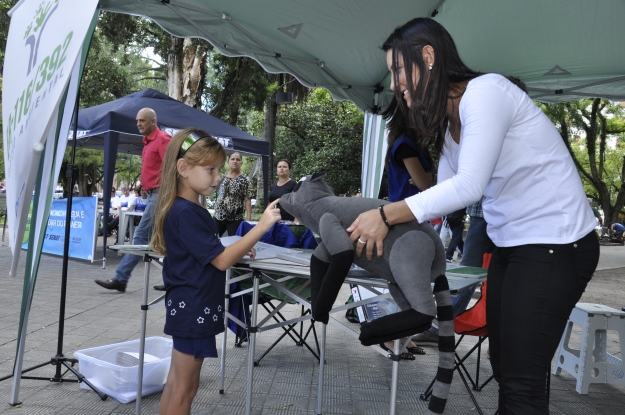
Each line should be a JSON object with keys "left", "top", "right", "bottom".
{"left": 150, "top": 128, "right": 227, "bottom": 256}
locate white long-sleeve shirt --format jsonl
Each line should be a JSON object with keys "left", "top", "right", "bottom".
{"left": 405, "top": 74, "right": 596, "bottom": 247}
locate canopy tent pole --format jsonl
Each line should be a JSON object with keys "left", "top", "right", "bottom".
{"left": 101, "top": 132, "right": 119, "bottom": 268}
{"left": 361, "top": 112, "right": 388, "bottom": 199}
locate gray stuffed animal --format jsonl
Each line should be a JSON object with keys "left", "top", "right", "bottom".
{"left": 280, "top": 172, "right": 454, "bottom": 415}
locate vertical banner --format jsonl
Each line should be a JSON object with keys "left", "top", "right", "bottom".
{"left": 22, "top": 197, "right": 98, "bottom": 261}
{"left": 2, "top": 0, "right": 100, "bottom": 404}
{"left": 2, "top": 0, "right": 100, "bottom": 272}
{"left": 361, "top": 112, "right": 388, "bottom": 198}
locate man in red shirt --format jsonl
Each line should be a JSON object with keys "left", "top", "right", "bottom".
{"left": 95, "top": 108, "right": 171, "bottom": 292}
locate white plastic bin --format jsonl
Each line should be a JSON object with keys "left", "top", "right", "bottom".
{"left": 74, "top": 336, "right": 172, "bottom": 403}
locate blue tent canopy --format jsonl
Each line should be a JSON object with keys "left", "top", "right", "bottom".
{"left": 69, "top": 88, "right": 269, "bottom": 263}
{"left": 73, "top": 88, "right": 269, "bottom": 156}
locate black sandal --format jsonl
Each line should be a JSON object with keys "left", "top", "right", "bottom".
{"left": 379, "top": 344, "right": 415, "bottom": 361}
{"left": 406, "top": 345, "right": 426, "bottom": 355}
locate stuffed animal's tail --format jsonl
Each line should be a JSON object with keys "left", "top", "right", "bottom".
{"left": 427, "top": 275, "right": 454, "bottom": 415}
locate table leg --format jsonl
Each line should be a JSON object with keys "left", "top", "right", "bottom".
{"left": 129, "top": 217, "right": 136, "bottom": 244}
{"left": 316, "top": 323, "right": 327, "bottom": 415}
{"left": 135, "top": 254, "right": 151, "bottom": 415}
{"left": 389, "top": 339, "right": 400, "bottom": 415}
{"left": 118, "top": 211, "right": 128, "bottom": 245}
{"left": 219, "top": 269, "right": 231, "bottom": 394}
{"left": 245, "top": 271, "right": 261, "bottom": 415}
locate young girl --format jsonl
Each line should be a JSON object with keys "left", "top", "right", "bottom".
{"left": 150, "top": 128, "right": 282, "bottom": 415}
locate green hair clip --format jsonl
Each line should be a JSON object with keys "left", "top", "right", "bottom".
{"left": 178, "top": 130, "right": 211, "bottom": 158}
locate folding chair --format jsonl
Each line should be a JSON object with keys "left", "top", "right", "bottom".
{"left": 228, "top": 222, "right": 320, "bottom": 365}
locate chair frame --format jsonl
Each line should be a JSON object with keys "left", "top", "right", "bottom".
{"left": 231, "top": 270, "right": 321, "bottom": 365}
{"left": 235, "top": 296, "right": 320, "bottom": 365}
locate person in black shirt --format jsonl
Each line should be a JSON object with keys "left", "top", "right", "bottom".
{"left": 268, "top": 159, "right": 298, "bottom": 221}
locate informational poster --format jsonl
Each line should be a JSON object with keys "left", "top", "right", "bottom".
{"left": 351, "top": 285, "right": 391, "bottom": 323}
{"left": 22, "top": 196, "right": 98, "bottom": 261}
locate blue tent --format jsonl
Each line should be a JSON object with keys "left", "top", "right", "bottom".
{"left": 70, "top": 88, "right": 269, "bottom": 264}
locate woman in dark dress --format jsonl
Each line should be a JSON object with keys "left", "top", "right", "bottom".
{"left": 268, "top": 159, "right": 297, "bottom": 221}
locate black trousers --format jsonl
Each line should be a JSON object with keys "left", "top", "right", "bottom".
{"left": 446, "top": 222, "right": 465, "bottom": 260}
{"left": 214, "top": 218, "right": 243, "bottom": 237}
{"left": 487, "top": 230, "right": 599, "bottom": 414}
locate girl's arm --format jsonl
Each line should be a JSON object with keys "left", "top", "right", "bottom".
{"left": 403, "top": 157, "right": 432, "bottom": 191}
{"left": 211, "top": 200, "right": 281, "bottom": 271}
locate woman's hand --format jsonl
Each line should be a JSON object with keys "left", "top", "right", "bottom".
{"left": 257, "top": 199, "right": 282, "bottom": 233}
{"left": 346, "top": 208, "right": 388, "bottom": 260}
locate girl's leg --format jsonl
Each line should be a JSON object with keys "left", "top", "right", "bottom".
{"left": 160, "top": 349, "right": 204, "bottom": 415}
{"left": 488, "top": 232, "right": 599, "bottom": 414}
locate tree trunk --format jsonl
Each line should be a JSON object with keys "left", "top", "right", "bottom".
{"left": 168, "top": 37, "right": 208, "bottom": 108}
{"left": 263, "top": 98, "right": 277, "bottom": 185}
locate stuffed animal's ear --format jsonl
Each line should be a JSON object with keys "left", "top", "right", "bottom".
{"left": 310, "top": 172, "right": 327, "bottom": 182}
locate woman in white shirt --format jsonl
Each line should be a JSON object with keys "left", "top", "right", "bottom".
{"left": 348, "top": 18, "right": 599, "bottom": 414}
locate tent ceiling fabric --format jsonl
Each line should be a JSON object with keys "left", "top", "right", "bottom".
{"left": 99, "top": 0, "right": 625, "bottom": 112}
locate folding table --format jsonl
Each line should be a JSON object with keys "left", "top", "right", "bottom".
{"left": 221, "top": 256, "right": 487, "bottom": 415}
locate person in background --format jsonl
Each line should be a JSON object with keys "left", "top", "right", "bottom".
{"left": 150, "top": 128, "right": 281, "bottom": 415}
{"left": 213, "top": 152, "right": 253, "bottom": 236}
{"left": 384, "top": 96, "right": 434, "bottom": 200}
{"left": 588, "top": 198, "right": 603, "bottom": 226}
{"left": 135, "top": 188, "right": 148, "bottom": 212}
{"left": 430, "top": 216, "right": 443, "bottom": 233}
{"left": 443, "top": 207, "right": 466, "bottom": 263}
{"left": 607, "top": 222, "right": 625, "bottom": 246}
{"left": 381, "top": 102, "right": 434, "bottom": 357}
{"left": 99, "top": 188, "right": 121, "bottom": 237}
{"left": 95, "top": 108, "right": 171, "bottom": 292}
{"left": 349, "top": 18, "right": 599, "bottom": 413}
{"left": 119, "top": 186, "right": 134, "bottom": 211}
{"left": 268, "top": 159, "right": 298, "bottom": 221}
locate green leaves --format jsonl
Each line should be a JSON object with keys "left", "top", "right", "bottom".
{"left": 541, "top": 99, "right": 625, "bottom": 221}
{"left": 274, "top": 89, "right": 364, "bottom": 195}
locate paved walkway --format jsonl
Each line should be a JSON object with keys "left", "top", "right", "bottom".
{"left": 0, "top": 238, "right": 624, "bottom": 414}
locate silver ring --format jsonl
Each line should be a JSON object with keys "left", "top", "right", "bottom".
{"left": 358, "top": 238, "right": 367, "bottom": 244}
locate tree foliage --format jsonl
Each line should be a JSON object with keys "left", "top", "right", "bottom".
{"left": 265, "top": 89, "right": 364, "bottom": 196}
{"left": 541, "top": 99, "right": 625, "bottom": 222}
{"left": 205, "top": 54, "right": 271, "bottom": 126}
{"left": 59, "top": 12, "right": 170, "bottom": 195}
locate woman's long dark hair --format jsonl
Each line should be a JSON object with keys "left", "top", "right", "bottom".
{"left": 383, "top": 18, "right": 527, "bottom": 156}
{"left": 383, "top": 18, "right": 484, "bottom": 156}
{"left": 382, "top": 95, "right": 434, "bottom": 171}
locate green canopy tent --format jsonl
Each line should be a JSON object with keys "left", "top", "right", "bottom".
{"left": 99, "top": 0, "right": 625, "bottom": 196}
